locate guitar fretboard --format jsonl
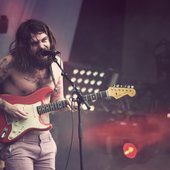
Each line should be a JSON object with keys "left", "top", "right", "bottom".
{"left": 37, "top": 90, "right": 108, "bottom": 115}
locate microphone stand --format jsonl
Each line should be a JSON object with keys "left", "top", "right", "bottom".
{"left": 52, "top": 55, "right": 91, "bottom": 170}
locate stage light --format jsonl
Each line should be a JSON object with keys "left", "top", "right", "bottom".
{"left": 81, "top": 87, "right": 87, "bottom": 93}
{"left": 73, "top": 69, "right": 79, "bottom": 74}
{"left": 123, "top": 143, "right": 137, "bottom": 159}
{"left": 167, "top": 113, "right": 170, "bottom": 118}
{"left": 94, "top": 89, "right": 99, "bottom": 93}
{"left": 80, "top": 70, "right": 86, "bottom": 75}
{"left": 77, "top": 78, "right": 83, "bottom": 83}
{"left": 86, "top": 70, "right": 92, "bottom": 76}
{"left": 68, "top": 86, "right": 74, "bottom": 92}
{"left": 97, "top": 80, "right": 102, "bottom": 86}
{"left": 99, "top": 72, "right": 105, "bottom": 77}
{"left": 71, "top": 77, "right": 76, "bottom": 82}
{"left": 84, "top": 79, "right": 89, "bottom": 84}
{"left": 90, "top": 79, "right": 96, "bottom": 85}
{"left": 93, "top": 71, "right": 98, "bottom": 76}
{"left": 63, "top": 62, "right": 119, "bottom": 111}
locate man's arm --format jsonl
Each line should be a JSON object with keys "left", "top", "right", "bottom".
{"left": 0, "top": 55, "right": 13, "bottom": 83}
{"left": 0, "top": 55, "right": 28, "bottom": 119}
{"left": 50, "top": 58, "right": 65, "bottom": 102}
{"left": 0, "top": 55, "right": 13, "bottom": 108}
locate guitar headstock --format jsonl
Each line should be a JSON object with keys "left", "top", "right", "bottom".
{"left": 107, "top": 85, "right": 136, "bottom": 99}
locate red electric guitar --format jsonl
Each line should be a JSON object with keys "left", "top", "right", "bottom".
{"left": 0, "top": 85, "right": 136, "bottom": 143}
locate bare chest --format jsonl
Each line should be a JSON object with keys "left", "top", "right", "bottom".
{"left": 3, "top": 69, "right": 54, "bottom": 95}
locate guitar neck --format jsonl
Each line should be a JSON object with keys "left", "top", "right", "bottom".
{"left": 37, "top": 90, "right": 108, "bottom": 115}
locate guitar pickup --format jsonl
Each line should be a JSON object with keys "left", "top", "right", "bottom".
{"left": 0, "top": 128, "right": 8, "bottom": 139}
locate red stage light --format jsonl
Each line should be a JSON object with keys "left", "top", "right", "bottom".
{"left": 123, "top": 143, "right": 137, "bottom": 159}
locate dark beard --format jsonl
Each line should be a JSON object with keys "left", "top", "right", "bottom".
{"left": 31, "top": 52, "right": 53, "bottom": 69}
{"left": 12, "top": 48, "right": 54, "bottom": 73}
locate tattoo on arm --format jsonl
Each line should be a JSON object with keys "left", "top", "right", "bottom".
{"left": 0, "top": 57, "right": 12, "bottom": 82}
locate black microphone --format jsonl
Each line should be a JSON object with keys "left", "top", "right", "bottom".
{"left": 40, "top": 49, "right": 60, "bottom": 56}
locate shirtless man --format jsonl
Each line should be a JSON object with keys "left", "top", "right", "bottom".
{"left": 0, "top": 19, "right": 69, "bottom": 170}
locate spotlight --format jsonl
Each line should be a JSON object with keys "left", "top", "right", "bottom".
{"left": 64, "top": 62, "right": 115, "bottom": 94}
{"left": 63, "top": 62, "right": 119, "bottom": 112}
{"left": 123, "top": 143, "right": 137, "bottom": 159}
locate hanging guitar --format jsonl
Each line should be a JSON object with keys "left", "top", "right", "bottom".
{"left": 0, "top": 85, "right": 136, "bottom": 143}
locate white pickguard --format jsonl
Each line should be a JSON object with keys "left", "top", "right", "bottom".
{"left": 8, "top": 102, "right": 49, "bottom": 140}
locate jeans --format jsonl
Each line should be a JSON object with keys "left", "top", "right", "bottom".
{"left": 0, "top": 131, "right": 57, "bottom": 170}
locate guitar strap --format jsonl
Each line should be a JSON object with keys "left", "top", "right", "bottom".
{"left": 49, "top": 65, "right": 58, "bottom": 93}
{"left": 49, "top": 57, "right": 62, "bottom": 93}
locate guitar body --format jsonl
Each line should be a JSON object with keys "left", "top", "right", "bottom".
{"left": 0, "top": 84, "right": 136, "bottom": 143}
{"left": 0, "top": 86, "right": 53, "bottom": 143}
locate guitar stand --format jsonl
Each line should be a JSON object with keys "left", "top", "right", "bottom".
{"left": 51, "top": 54, "right": 91, "bottom": 170}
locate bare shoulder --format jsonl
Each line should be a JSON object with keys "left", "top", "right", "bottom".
{"left": 0, "top": 54, "right": 13, "bottom": 65}
{"left": 0, "top": 54, "right": 13, "bottom": 81}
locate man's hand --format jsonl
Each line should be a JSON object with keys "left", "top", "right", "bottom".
{"left": 3, "top": 101, "right": 28, "bottom": 120}
{"left": 66, "top": 97, "right": 93, "bottom": 112}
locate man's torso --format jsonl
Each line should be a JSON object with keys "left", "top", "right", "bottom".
{"left": 0, "top": 56, "right": 59, "bottom": 127}
{"left": 2, "top": 67, "right": 54, "bottom": 96}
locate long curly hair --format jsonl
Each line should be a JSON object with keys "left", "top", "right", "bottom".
{"left": 9, "top": 19, "right": 57, "bottom": 72}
